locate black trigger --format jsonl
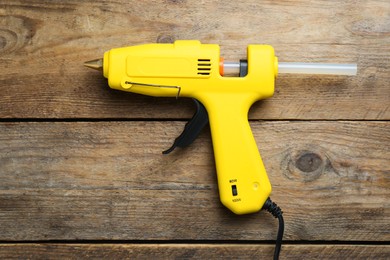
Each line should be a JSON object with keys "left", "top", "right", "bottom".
{"left": 163, "top": 99, "right": 209, "bottom": 154}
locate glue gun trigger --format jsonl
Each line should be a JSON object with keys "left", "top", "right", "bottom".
{"left": 163, "top": 99, "right": 209, "bottom": 154}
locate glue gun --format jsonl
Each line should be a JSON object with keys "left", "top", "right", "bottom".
{"left": 85, "top": 40, "right": 357, "bottom": 215}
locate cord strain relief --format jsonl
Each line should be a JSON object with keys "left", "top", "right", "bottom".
{"left": 263, "top": 198, "right": 283, "bottom": 218}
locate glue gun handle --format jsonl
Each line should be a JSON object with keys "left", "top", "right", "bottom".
{"left": 204, "top": 94, "right": 271, "bottom": 215}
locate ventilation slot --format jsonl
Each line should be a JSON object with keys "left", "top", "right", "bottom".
{"left": 198, "top": 59, "right": 211, "bottom": 75}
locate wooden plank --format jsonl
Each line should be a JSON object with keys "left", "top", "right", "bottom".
{"left": 0, "top": 121, "right": 388, "bottom": 241}
{"left": 0, "top": 0, "right": 389, "bottom": 119}
{"left": 0, "top": 244, "right": 389, "bottom": 259}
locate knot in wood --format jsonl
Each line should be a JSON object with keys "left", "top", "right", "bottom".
{"left": 0, "top": 29, "right": 18, "bottom": 53}
{"left": 0, "top": 35, "right": 6, "bottom": 49}
{"left": 296, "top": 152, "right": 323, "bottom": 173}
{"left": 156, "top": 34, "right": 175, "bottom": 43}
{"left": 0, "top": 15, "right": 38, "bottom": 54}
{"left": 281, "top": 147, "right": 328, "bottom": 183}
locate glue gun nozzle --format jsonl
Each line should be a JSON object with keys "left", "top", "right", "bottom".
{"left": 84, "top": 58, "right": 103, "bottom": 71}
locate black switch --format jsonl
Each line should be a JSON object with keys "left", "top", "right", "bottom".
{"left": 232, "top": 185, "right": 238, "bottom": 196}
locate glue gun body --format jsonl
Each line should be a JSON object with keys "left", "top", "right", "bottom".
{"left": 97, "top": 40, "right": 277, "bottom": 214}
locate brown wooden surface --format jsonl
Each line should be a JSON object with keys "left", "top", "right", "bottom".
{"left": 0, "top": 0, "right": 389, "bottom": 259}
{"left": 0, "top": 0, "right": 389, "bottom": 120}
{"left": 0, "top": 244, "right": 389, "bottom": 260}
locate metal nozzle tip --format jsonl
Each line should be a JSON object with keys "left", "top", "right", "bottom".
{"left": 84, "top": 58, "right": 103, "bottom": 71}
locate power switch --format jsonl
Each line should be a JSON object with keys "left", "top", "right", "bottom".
{"left": 231, "top": 185, "right": 238, "bottom": 196}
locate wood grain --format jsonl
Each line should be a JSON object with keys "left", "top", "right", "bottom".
{"left": 0, "top": 244, "right": 389, "bottom": 259}
{"left": 0, "top": 1, "right": 389, "bottom": 258}
{"left": 0, "top": 0, "right": 389, "bottom": 119}
{"left": 0, "top": 121, "right": 388, "bottom": 241}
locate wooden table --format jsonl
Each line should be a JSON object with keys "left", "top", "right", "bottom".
{"left": 0, "top": 1, "right": 389, "bottom": 259}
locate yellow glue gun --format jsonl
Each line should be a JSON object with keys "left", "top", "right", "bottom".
{"left": 85, "top": 40, "right": 357, "bottom": 215}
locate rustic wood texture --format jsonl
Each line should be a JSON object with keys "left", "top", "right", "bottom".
{"left": 0, "top": 244, "right": 389, "bottom": 259}
{"left": 0, "top": 0, "right": 389, "bottom": 119}
{"left": 0, "top": 0, "right": 389, "bottom": 259}
{"left": 0, "top": 121, "right": 388, "bottom": 241}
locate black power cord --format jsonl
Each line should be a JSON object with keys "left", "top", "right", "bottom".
{"left": 262, "top": 198, "right": 284, "bottom": 260}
